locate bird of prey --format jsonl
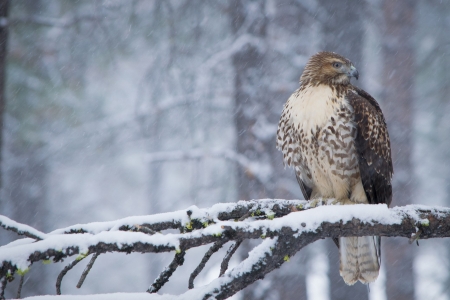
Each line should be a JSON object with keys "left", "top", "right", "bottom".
{"left": 276, "top": 51, "right": 393, "bottom": 285}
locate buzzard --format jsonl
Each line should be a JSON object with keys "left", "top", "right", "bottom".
{"left": 276, "top": 52, "right": 393, "bottom": 285}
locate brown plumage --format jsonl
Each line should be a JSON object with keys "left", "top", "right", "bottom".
{"left": 276, "top": 51, "right": 393, "bottom": 285}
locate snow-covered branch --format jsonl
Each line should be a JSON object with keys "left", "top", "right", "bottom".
{"left": 1, "top": 200, "right": 450, "bottom": 300}
{"left": 0, "top": 215, "right": 46, "bottom": 241}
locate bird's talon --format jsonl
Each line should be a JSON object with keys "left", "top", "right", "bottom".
{"left": 309, "top": 199, "right": 322, "bottom": 207}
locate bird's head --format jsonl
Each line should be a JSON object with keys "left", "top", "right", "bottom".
{"left": 300, "top": 51, "right": 359, "bottom": 86}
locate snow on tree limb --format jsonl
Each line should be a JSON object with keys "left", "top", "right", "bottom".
{"left": 1, "top": 200, "right": 450, "bottom": 299}
{"left": 0, "top": 215, "right": 46, "bottom": 240}
{"left": 51, "top": 199, "right": 307, "bottom": 235}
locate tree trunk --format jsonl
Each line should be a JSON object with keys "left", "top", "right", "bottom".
{"left": 230, "top": 0, "right": 307, "bottom": 298}
{"left": 381, "top": 1, "right": 416, "bottom": 299}
{"left": 2, "top": 1, "right": 53, "bottom": 296}
{"left": 230, "top": 0, "right": 271, "bottom": 201}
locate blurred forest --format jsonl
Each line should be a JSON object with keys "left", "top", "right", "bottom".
{"left": 1, "top": 0, "right": 450, "bottom": 299}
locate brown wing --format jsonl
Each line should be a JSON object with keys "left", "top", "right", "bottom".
{"left": 346, "top": 87, "right": 393, "bottom": 207}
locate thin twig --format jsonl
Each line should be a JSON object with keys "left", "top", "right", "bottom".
{"left": 56, "top": 257, "right": 84, "bottom": 295}
{"left": 76, "top": 253, "right": 100, "bottom": 289}
{"left": 16, "top": 275, "right": 24, "bottom": 299}
{"left": 188, "top": 240, "right": 227, "bottom": 289}
{"left": 0, "top": 276, "right": 6, "bottom": 300}
{"left": 147, "top": 251, "right": 186, "bottom": 293}
{"left": 220, "top": 240, "right": 242, "bottom": 276}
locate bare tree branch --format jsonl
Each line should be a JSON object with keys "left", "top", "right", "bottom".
{"left": 76, "top": 253, "right": 100, "bottom": 289}
{"left": 219, "top": 239, "right": 242, "bottom": 277}
{"left": 147, "top": 251, "right": 186, "bottom": 293}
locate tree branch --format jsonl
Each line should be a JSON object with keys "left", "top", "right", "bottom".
{"left": 1, "top": 202, "right": 449, "bottom": 299}
{"left": 189, "top": 240, "right": 227, "bottom": 289}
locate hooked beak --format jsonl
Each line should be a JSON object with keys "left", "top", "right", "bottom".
{"left": 348, "top": 65, "right": 359, "bottom": 80}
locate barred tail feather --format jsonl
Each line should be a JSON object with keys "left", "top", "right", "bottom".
{"left": 339, "top": 236, "right": 380, "bottom": 285}
{"left": 340, "top": 237, "right": 359, "bottom": 285}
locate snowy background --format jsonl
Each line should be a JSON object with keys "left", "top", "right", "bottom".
{"left": 1, "top": 0, "right": 450, "bottom": 299}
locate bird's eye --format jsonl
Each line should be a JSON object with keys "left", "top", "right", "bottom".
{"left": 333, "top": 62, "right": 342, "bottom": 68}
